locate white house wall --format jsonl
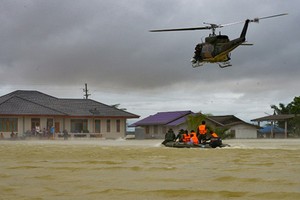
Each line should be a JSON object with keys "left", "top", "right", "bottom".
{"left": 24, "top": 117, "right": 31, "bottom": 133}
{"left": 230, "top": 124, "right": 257, "bottom": 139}
{"left": 58, "top": 118, "right": 126, "bottom": 138}
{"left": 1, "top": 116, "right": 127, "bottom": 139}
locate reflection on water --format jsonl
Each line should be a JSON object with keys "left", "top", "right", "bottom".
{"left": 1, "top": 139, "right": 300, "bottom": 200}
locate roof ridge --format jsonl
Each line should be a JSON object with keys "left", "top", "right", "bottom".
{"left": 157, "top": 110, "right": 192, "bottom": 114}
{"left": 59, "top": 98, "right": 139, "bottom": 117}
{"left": 0, "top": 90, "right": 58, "bottom": 101}
{"left": 0, "top": 95, "right": 15, "bottom": 106}
{"left": 166, "top": 111, "right": 192, "bottom": 124}
{"left": 11, "top": 96, "right": 68, "bottom": 115}
{"left": 206, "top": 116, "right": 224, "bottom": 126}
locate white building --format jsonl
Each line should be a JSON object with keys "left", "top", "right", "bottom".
{"left": 0, "top": 90, "right": 139, "bottom": 139}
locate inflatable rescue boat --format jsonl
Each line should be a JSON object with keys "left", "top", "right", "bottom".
{"left": 162, "top": 138, "right": 229, "bottom": 148}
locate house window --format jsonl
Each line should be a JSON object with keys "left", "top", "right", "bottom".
{"left": 116, "top": 120, "right": 121, "bottom": 132}
{"left": 230, "top": 130, "right": 236, "bottom": 138}
{"left": 145, "top": 126, "right": 149, "bottom": 134}
{"left": 153, "top": 125, "right": 158, "bottom": 134}
{"left": 31, "top": 118, "right": 40, "bottom": 130}
{"left": 71, "top": 119, "right": 88, "bottom": 133}
{"left": 95, "top": 120, "right": 101, "bottom": 133}
{"left": 162, "top": 127, "right": 167, "bottom": 135}
{"left": 106, "top": 120, "right": 111, "bottom": 132}
{"left": 0, "top": 118, "right": 18, "bottom": 132}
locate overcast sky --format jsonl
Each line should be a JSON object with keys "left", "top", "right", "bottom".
{"left": 0, "top": 0, "right": 299, "bottom": 123}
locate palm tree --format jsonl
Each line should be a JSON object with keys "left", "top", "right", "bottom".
{"left": 111, "top": 104, "right": 127, "bottom": 111}
{"left": 186, "top": 112, "right": 207, "bottom": 131}
{"left": 270, "top": 96, "right": 300, "bottom": 137}
{"left": 271, "top": 103, "right": 289, "bottom": 115}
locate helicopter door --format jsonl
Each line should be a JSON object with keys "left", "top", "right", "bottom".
{"left": 202, "top": 44, "right": 214, "bottom": 58}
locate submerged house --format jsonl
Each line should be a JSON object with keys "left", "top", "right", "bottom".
{"left": 130, "top": 111, "right": 193, "bottom": 139}
{"left": 207, "top": 115, "right": 259, "bottom": 139}
{"left": 0, "top": 90, "right": 139, "bottom": 139}
{"left": 130, "top": 111, "right": 258, "bottom": 139}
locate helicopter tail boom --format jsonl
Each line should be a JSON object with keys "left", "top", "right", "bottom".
{"left": 240, "top": 19, "right": 250, "bottom": 39}
{"left": 239, "top": 13, "right": 288, "bottom": 41}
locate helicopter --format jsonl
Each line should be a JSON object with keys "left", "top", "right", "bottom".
{"left": 150, "top": 13, "right": 288, "bottom": 68}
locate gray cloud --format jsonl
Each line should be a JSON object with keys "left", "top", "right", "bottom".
{"left": 0, "top": 0, "right": 298, "bottom": 121}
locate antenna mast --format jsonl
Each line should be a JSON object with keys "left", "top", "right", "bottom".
{"left": 83, "top": 83, "right": 91, "bottom": 99}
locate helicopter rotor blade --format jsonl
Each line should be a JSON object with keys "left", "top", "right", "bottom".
{"left": 251, "top": 13, "right": 288, "bottom": 23}
{"left": 220, "top": 21, "right": 244, "bottom": 27}
{"left": 149, "top": 26, "right": 211, "bottom": 32}
{"left": 149, "top": 13, "right": 287, "bottom": 33}
{"left": 258, "top": 13, "right": 288, "bottom": 20}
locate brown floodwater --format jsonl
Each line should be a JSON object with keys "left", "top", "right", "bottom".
{"left": 1, "top": 139, "right": 300, "bottom": 200}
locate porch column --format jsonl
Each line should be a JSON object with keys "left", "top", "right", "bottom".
{"left": 270, "top": 121, "right": 274, "bottom": 138}
{"left": 284, "top": 120, "right": 288, "bottom": 138}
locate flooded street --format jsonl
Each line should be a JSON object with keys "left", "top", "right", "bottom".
{"left": 1, "top": 139, "right": 300, "bottom": 200}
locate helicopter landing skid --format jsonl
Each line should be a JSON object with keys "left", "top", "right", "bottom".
{"left": 218, "top": 62, "right": 232, "bottom": 68}
{"left": 191, "top": 59, "right": 204, "bottom": 68}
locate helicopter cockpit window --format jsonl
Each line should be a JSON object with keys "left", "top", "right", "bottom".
{"left": 202, "top": 44, "right": 214, "bottom": 53}
{"left": 194, "top": 44, "right": 203, "bottom": 60}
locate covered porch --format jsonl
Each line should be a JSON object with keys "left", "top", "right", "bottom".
{"left": 251, "top": 114, "right": 295, "bottom": 138}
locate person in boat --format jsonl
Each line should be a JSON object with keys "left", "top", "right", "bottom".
{"left": 197, "top": 120, "right": 207, "bottom": 144}
{"left": 182, "top": 130, "right": 191, "bottom": 143}
{"left": 207, "top": 130, "right": 222, "bottom": 148}
{"left": 175, "top": 129, "right": 185, "bottom": 142}
{"left": 189, "top": 131, "right": 199, "bottom": 145}
{"left": 162, "top": 128, "right": 176, "bottom": 145}
{"left": 210, "top": 131, "right": 219, "bottom": 138}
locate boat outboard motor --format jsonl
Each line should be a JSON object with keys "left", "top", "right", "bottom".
{"left": 210, "top": 137, "right": 222, "bottom": 148}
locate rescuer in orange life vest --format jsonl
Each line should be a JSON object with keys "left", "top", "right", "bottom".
{"left": 210, "top": 131, "right": 219, "bottom": 138}
{"left": 182, "top": 130, "right": 191, "bottom": 143}
{"left": 197, "top": 120, "right": 207, "bottom": 144}
{"left": 208, "top": 130, "right": 222, "bottom": 148}
{"left": 189, "top": 130, "right": 199, "bottom": 145}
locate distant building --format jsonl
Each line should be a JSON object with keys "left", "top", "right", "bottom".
{"left": 251, "top": 114, "right": 296, "bottom": 138}
{"left": 207, "top": 115, "right": 259, "bottom": 139}
{"left": 130, "top": 111, "right": 192, "bottom": 139}
{"left": 0, "top": 90, "right": 139, "bottom": 139}
{"left": 258, "top": 125, "right": 285, "bottom": 138}
{"left": 130, "top": 111, "right": 258, "bottom": 139}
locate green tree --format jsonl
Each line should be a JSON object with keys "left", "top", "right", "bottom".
{"left": 110, "top": 104, "right": 127, "bottom": 111}
{"left": 186, "top": 113, "right": 207, "bottom": 132}
{"left": 271, "top": 96, "right": 300, "bottom": 137}
{"left": 271, "top": 96, "right": 300, "bottom": 115}
{"left": 289, "top": 96, "right": 300, "bottom": 114}
{"left": 186, "top": 113, "right": 230, "bottom": 139}
{"left": 271, "top": 103, "right": 289, "bottom": 115}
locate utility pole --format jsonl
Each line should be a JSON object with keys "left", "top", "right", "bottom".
{"left": 83, "top": 83, "right": 91, "bottom": 99}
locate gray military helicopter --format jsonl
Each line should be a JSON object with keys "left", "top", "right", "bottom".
{"left": 150, "top": 13, "right": 287, "bottom": 68}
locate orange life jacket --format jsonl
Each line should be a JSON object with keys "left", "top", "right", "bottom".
{"left": 190, "top": 134, "right": 199, "bottom": 144}
{"left": 198, "top": 125, "right": 207, "bottom": 135}
{"left": 211, "top": 132, "right": 218, "bottom": 138}
{"left": 183, "top": 133, "right": 191, "bottom": 143}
